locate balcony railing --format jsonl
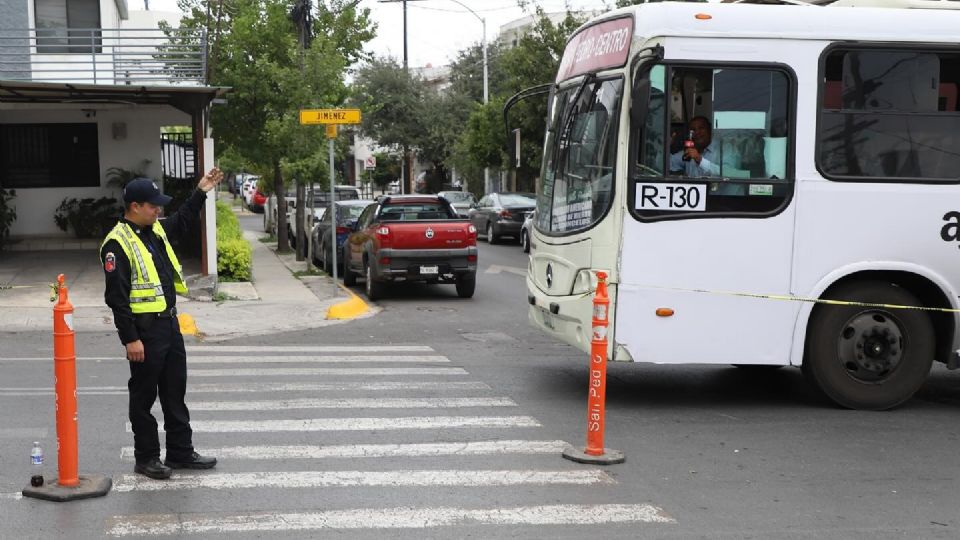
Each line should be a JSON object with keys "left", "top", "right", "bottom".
{"left": 0, "top": 27, "right": 207, "bottom": 86}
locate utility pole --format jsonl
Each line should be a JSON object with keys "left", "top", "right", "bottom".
{"left": 377, "top": 0, "right": 425, "bottom": 194}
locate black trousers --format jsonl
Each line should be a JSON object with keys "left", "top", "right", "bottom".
{"left": 128, "top": 315, "right": 194, "bottom": 464}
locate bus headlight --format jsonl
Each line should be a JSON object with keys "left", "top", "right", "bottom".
{"left": 571, "top": 269, "right": 597, "bottom": 295}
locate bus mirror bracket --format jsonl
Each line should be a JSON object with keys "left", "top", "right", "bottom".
{"left": 503, "top": 83, "right": 555, "bottom": 167}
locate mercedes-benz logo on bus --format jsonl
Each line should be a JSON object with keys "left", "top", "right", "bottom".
{"left": 546, "top": 263, "right": 553, "bottom": 289}
{"left": 425, "top": 227, "right": 434, "bottom": 239}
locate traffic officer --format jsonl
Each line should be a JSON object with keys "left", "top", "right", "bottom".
{"left": 100, "top": 168, "right": 224, "bottom": 479}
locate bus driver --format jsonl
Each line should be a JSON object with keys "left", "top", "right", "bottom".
{"left": 670, "top": 116, "right": 720, "bottom": 178}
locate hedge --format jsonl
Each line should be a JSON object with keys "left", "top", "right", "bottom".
{"left": 216, "top": 201, "right": 252, "bottom": 281}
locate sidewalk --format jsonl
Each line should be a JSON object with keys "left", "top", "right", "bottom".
{"left": 0, "top": 228, "right": 373, "bottom": 341}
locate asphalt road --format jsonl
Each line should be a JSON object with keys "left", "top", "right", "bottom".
{"left": 1, "top": 215, "right": 960, "bottom": 539}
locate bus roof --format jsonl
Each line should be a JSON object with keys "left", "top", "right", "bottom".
{"left": 583, "top": 1, "right": 960, "bottom": 48}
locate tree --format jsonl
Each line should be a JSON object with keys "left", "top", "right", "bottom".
{"left": 173, "top": 0, "right": 374, "bottom": 252}
{"left": 453, "top": 8, "right": 587, "bottom": 193}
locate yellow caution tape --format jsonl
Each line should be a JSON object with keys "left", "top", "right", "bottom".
{"left": 637, "top": 284, "right": 960, "bottom": 314}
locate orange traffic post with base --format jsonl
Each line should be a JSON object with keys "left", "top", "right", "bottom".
{"left": 22, "top": 275, "right": 112, "bottom": 502}
{"left": 563, "top": 271, "right": 625, "bottom": 465}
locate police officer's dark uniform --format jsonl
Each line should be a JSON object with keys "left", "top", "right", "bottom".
{"left": 101, "top": 176, "right": 219, "bottom": 480}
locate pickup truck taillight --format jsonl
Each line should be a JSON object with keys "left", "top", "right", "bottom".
{"left": 375, "top": 225, "right": 392, "bottom": 249}
{"left": 376, "top": 226, "right": 390, "bottom": 236}
{"left": 467, "top": 225, "right": 477, "bottom": 243}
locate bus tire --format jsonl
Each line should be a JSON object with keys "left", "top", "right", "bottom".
{"left": 803, "top": 281, "right": 933, "bottom": 411}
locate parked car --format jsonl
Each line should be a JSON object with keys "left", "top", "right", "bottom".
{"left": 241, "top": 176, "right": 260, "bottom": 207}
{"left": 437, "top": 190, "right": 477, "bottom": 218}
{"left": 520, "top": 210, "right": 534, "bottom": 253}
{"left": 311, "top": 200, "right": 374, "bottom": 273}
{"left": 342, "top": 195, "right": 478, "bottom": 300}
{"left": 469, "top": 192, "right": 536, "bottom": 244}
{"left": 249, "top": 189, "right": 267, "bottom": 213}
{"left": 287, "top": 206, "right": 326, "bottom": 249}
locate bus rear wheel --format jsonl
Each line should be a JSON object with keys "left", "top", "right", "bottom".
{"left": 804, "top": 281, "right": 933, "bottom": 411}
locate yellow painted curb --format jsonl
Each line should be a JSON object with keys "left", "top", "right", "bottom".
{"left": 177, "top": 313, "right": 199, "bottom": 336}
{"left": 326, "top": 286, "right": 370, "bottom": 320}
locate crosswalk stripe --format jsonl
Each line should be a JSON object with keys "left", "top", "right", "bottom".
{"left": 181, "top": 397, "right": 517, "bottom": 411}
{"left": 189, "top": 367, "right": 468, "bottom": 377}
{"left": 0, "top": 492, "right": 23, "bottom": 500}
{"left": 186, "top": 355, "right": 450, "bottom": 364}
{"left": 119, "top": 440, "right": 570, "bottom": 461}
{"left": 112, "top": 470, "right": 615, "bottom": 492}
{"left": 130, "top": 416, "right": 542, "bottom": 433}
{"left": 106, "top": 504, "right": 675, "bottom": 535}
{"left": 186, "top": 345, "right": 434, "bottom": 353}
{"left": 0, "top": 381, "right": 491, "bottom": 397}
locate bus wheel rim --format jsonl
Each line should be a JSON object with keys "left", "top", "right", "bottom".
{"left": 836, "top": 310, "right": 904, "bottom": 383}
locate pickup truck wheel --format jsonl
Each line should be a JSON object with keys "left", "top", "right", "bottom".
{"left": 342, "top": 248, "right": 357, "bottom": 286}
{"left": 455, "top": 274, "right": 476, "bottom": 298}
{"left": 365, "top": 261, "right": 385, "bottom": 301}
{"left": 486, "top": 223, "right": 497, "bottom": 245}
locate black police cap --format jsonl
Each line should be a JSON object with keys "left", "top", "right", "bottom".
{"left": 123, "top": 178, "right": 173, "bottom": 206}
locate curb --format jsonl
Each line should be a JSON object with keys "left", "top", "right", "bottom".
{"left": 177, "top": 313, "right": 200, "bottom": 336}
{"left": 326, "top": 285, "right": 370, "bottom": 320}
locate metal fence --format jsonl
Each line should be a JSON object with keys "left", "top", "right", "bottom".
{"left": 0, "top": 27, "right": 206, "bottom": 85}
{"left": 161, "top": 132, "right": 197, "bottom": 181}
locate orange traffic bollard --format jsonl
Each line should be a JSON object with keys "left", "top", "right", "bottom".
{"left": 562, "top": 271, "right": 625, "bottom": 465}
{"left": 22, "top": 274, "right": 111, "bottom": 502}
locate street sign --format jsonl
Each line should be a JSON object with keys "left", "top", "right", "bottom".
{"left": 299, "top": 108, "right": 361, "bottom": 125}
{"left": 325, "top": 125, "right": 338, "bottom": 139}
{"left": 364, "top": 156, "right": 377, "bottom": 170}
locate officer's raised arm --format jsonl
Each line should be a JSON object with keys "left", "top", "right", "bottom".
{"left": 159, "top": 167, "right": 225, "bottom": 242}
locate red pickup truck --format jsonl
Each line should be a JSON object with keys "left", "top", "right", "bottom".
{"left": 342, "top": 195, "right": 479, "bottom": 300}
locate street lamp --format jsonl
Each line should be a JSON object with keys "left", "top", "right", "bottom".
{"left": 444, "top": 0, "right": 489, "bottom": 194}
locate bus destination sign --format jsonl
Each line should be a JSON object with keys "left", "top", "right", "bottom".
{"left": 556, "top": 16, "right": 634, "bottom": 83}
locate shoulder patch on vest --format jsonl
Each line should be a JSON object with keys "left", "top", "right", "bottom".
{"left": 104, "top": 252, "right": 116, "bottom": 273}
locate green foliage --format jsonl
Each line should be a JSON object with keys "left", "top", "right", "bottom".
{"left": 352, "top": 57, "right": 427, "bottom": 152}
{"left": 105, "top": 160, "right": 151, "bottom": 190}
{"left": 54, "top": 197, "right": 121, "bottom": 238}
{"left": 215, "top": 201, "right": 252, "bottom": 281}
{"left": 174, "top": 0, "right": 375, "bottom": 251}
{"left": 369, "top": 152, "right": 401, "bottom": 191}
{"left": 0, "top": 189, "right": 16, "bottom": 250}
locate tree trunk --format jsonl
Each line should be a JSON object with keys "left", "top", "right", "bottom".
{"left": 275, "top": 159, "right": 289, "bottom": 252}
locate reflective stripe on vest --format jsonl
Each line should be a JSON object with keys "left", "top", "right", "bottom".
{"left": 101, "top": 221, "right": 188, "bottom": 314}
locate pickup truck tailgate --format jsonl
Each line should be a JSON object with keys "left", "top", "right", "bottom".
{"left": 385, "top": 220, "right": 473, "bottom": 249}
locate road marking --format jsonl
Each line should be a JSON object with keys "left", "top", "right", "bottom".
{"left": 0, "top": 427, "right": 48, "bottom": 439}
{"left": 186, "top": 355, "right": 450, "bottom": 364}
{"left": 186, "top": 345, "right": 434, "bottom": 353}
{"left": 179, "top": 397, "right": 517, "bottom": 411}
{"left": 484, "top": 264, "right": 528, "bottom": 277}
{"left": 0, "top": 354, "right": 448, "bottom": 364}
{"left": 112, "top": 469, "right": 615, "bottom": 492}
{"left": 130, "top": 416, "right": 542, "bottom": 433}
{"left": 120, "top": 440, "right": 570, "bottom": 461}
{"left": 0, "top": 492, "right": 23, "bottom": 500}
{"left": 189, "top": 367, "right": 468, "bottom": 377}
{"left": 0, "top": 381, "right": 492, "bottom": 397}
{"left": 107, "top": 503, "right": 675, "bottom": 535}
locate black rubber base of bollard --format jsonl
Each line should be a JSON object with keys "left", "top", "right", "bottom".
{"left": 562, "top": 445, "right": 626, "bottom": 465}
{"left": 22, "top": 474, "right": 112, "bottom": 502}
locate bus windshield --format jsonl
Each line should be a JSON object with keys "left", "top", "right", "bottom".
{"left": 537, "top": 77, "right": 623, "bottom": 234}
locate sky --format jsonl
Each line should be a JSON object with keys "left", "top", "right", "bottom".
{"left": 135, "top": 0, "right": 621, "bottom": 68}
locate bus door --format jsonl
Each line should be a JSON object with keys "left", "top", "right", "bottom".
{"left": 616, "top": 56, "right": 799, "bottom": 365}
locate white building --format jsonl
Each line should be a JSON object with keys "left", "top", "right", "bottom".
{"left": 0, "top": 0, "right": 225, "bottom": 274}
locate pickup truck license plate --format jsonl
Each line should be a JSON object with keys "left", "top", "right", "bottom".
{"left": 420, "top": 265, "right": 439, "bottom": 275}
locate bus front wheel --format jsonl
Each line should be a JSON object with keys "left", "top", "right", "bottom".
{"left": 804, "top": 281, "right": 933, "bottom": 411}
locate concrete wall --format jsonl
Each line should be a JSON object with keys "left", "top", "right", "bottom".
{"left": 1, "top": 104, "right": 191, "bottom": 237}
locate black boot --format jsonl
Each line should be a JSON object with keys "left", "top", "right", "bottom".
{"left": 134, "top": 458, "right": 172, "bottom": 479}
{"left": 164, "top": 451, "right": 217, "bottom": 470}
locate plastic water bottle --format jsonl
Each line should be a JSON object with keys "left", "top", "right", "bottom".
{"left": 30, "top": 441, "right": 44, "bottom": 487}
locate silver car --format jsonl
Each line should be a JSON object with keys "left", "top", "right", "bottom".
{"left": 437, "top": 191, "right": 477, "bottom": 219}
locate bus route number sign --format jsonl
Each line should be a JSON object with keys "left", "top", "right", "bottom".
{"left": 635, "top": 182, "right": 707, "bottom": 212}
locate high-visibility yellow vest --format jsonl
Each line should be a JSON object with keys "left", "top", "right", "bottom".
{"left": 101, "top": 221, "right": 188, "bottom": 314}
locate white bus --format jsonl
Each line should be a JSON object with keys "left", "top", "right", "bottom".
{"left": 522, "top": 0, "right": 960, "bottom": 410}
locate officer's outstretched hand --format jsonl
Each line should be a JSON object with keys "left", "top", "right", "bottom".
{"left": 126, "top": 340, "right": 145, "bottom": 363}
{"left": 198, "top": 167, "right": 225, "bottom": 193}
